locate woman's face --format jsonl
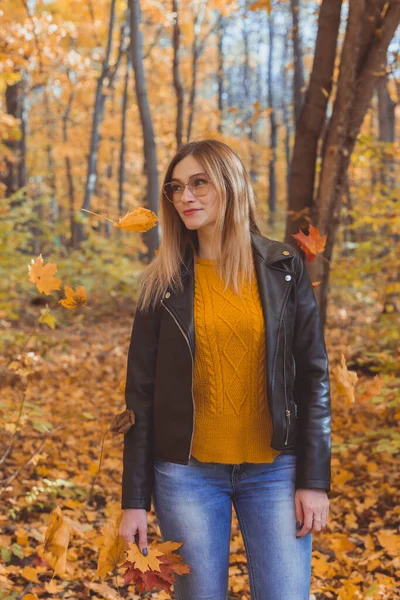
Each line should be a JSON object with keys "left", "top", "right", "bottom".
{"left": 170, "top": 155, "right": 219, "bottom": 233}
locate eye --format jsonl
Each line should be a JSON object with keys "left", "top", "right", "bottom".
{"left": 171, "top": 183, "right": 183, "bottom": 192}
{"left": 192, "top": 178, "right": 207, "bottom": 187}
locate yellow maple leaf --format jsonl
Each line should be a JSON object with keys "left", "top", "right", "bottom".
{"left": 39, "top": 307, "right": 56, "bottom": 329}
{"left": 117, "top": 207, "right": 158, "bottom": 232}
{"left": 28, "top": 255, "right": 62, "bottom": 295}
{"left": 96, "top": 513, "right": 126, "bottom": 578}
{"left": 126, "top": 539, "right": 164, "bottom": 573}
{"left": 36, "top": 506, "right": 71, "bottom": 577}
{"left": 332, "top": 353, "right": 358, "bottom": 404}
{"left": 59, "top": 285, "right": 87, "bottom": 309}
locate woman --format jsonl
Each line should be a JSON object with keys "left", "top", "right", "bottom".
{"left": 119, "top": 139, "right": 331, "bottom": 600}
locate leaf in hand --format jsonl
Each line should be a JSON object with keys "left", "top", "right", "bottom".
{"left": 96, "top": 512, "right": 126, "bottom": 578}
{"left": 28, "top": 254, "right": 62, "bottom": 295}
{"left": 121, "top": 539, "right": 191, "bottom": 594}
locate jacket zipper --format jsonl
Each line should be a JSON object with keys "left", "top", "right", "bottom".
{"left": 283, "top": 319, "right": 290, "bottom": 445}
{"left": 161, "top": 299, "right": 195, "bottom": 460}
{"left": 271, "top": 276, "right": 293, "bottom": 445}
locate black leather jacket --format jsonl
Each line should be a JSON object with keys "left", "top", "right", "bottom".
{"left": 121, "top": 231, "right": 332, "bottom": 510}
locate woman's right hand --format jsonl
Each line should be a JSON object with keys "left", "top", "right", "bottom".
{"left": 119, "top": 508, "right": 149, "bottom": 556}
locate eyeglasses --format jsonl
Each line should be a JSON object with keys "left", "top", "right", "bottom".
{"left": 163, "top": 174, "right": 212, "bottom": 204}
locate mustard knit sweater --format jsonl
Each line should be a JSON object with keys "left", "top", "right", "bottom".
{"left": 191, "top": 254, "right": 282, "bottom": 464}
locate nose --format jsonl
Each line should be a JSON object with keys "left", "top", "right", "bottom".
{"left": 181, "top": 184, "right": 195, "bottom": 202}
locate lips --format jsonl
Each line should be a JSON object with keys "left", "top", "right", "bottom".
{"left": 183, "top": 209, "right": 201, "bottom": 215}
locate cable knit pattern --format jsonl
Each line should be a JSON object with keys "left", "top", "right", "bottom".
{"left": 191, "top": 254, "right": 282, "bottom": 464}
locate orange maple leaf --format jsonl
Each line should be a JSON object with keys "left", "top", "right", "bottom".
{"left": 117, "top": 207, "right": 158, "bottom": 232}
{"left": 28, "top": 254, "right": 62, "bottom": 295}
{"left": 36, "top": 506, "right": 71, "bottom": 577}
{"left": 292, "top": 224, "right": 326, "bottom": 262}
{"left": 332, "top": 353, "right": 359, "bottom": 405}
{"left": 81, "top": 207, "right": 158, "bottom": 233}
{"left": 59, "top": 285, "right": 87, "bottom": 309}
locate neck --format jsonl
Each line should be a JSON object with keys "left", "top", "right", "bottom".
{"left": 196, "top": 228, "right": 219, "bottom": 260}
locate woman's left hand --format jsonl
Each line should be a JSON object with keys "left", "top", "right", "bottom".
{"left": 294, "top": 488, "right": 329, "bottom": 537}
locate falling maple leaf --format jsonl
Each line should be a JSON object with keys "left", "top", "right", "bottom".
{"left": 36, "top": 506, "right": 71, "bottom": 577}
{"left": 28, "top": 255, "right": 62, "bottom": 295}
{"left": 59, "top": 285, "right": 87, "bottom": 309}
{"left": 332, "top": 353, "right": 359, "bottom": 405}
{"left": 38, "top": 306, "right": 57, "bottom": 329}
{"left": 311, "top": 280, "right": 322, "bottom": 288}
{"left": 81, "top": 206, "right": 158, "bottom": 233}
{"left": 117, "top": 207, "right": 158, "bottom": 232}
{"left": 292, "top": 224, "right": 327, "bottom": 262}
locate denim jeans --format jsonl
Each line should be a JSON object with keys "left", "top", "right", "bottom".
{"left": 152, "top": 452, "right": 312, "bottom": 600}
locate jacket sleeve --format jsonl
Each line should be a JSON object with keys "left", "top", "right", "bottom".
{"left": 121, "top": 295, "right": 160, "bottom": 511}
{"left": 292, "top": 250, "right": 332, "bottom": 494}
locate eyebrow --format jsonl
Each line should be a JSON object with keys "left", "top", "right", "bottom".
{"left": 170, "top": 172, "right": 208, "bottom": 183}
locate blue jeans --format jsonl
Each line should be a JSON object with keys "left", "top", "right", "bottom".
{"left": 152, "top": 452, "right": 312, "bottom": 600}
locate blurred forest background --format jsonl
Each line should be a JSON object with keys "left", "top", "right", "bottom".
{"left": 0, "top": 0, "right": 399, "bottom": 599}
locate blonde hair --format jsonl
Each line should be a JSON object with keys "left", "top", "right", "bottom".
{"left": 137, "top": 138, "right": 263, "bottom": 314}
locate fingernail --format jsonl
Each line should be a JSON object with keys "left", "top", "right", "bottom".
{"left": 142, "top": 547, "right": 148, "bottom": 556}
{"left": 296, "top": 520, "right": 301, "bottom": 530}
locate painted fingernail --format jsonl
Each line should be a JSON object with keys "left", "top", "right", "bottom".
{"left": 296, "top": 520, "right": 301, "bottom": 530}
{"left": 142, "top": 547, "right": 148, "bottom": 556}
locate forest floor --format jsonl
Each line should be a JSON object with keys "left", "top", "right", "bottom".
{"left": 0, "top": 299, "right": 399, "bottom": 600}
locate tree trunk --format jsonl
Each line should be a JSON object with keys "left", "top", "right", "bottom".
{"left": 377, "top": 77, "right": 395, "bottom": 192}
{"left": 290, "top": 0, "right": 305, "bottom": 124}
{"left": 216, "top": 13, "right": 225, "bottom": 135}
{"left": 78, "top": 0, "right": 118, "bottom": 244}
{"left": 61, "top": 89, "right": 79, "bottom": 249}
{"left": 172, "top": 0, "right": 185, "bottom": 149}
{"left": 129, "top": 0, "right": 160, "bottom": 261}
{"left": 285, "top": 0, "right": 342, "bottom": 242}
{"left": 186, "top": 2, "right": 206, "bottom": 142}
{"left": 4, "top": 78, "right": 27, "bottom": 197}
{"left": 282, "top": 29, "right": 291, "bottom": 196}
{"left": 119, "top": 9, "right": 132, "bottom": 220}
{"left": 313, "top": 1, "right": 400, "bottom": 326}
{"left": 267, "top": 12, "right": 277, "bottom": 227}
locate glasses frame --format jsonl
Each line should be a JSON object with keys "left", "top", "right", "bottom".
{"left": 162, "top": 174, "right": 213, "bottom": 204}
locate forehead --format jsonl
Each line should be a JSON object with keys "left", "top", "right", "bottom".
{"left": 171, "top": 155, "right": 206, "bottom": 181}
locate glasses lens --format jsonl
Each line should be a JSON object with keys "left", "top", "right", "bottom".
{"left": 164, "top": 177, "right": 210, "bottom": 203}
{"left": 163, "top": 182, "right": 182, "bottom": 202}
{"left": 190, "top": 177, "right": 210, "bottom": 197}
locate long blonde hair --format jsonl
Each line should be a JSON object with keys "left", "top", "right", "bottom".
{"left": 137, "top": 138, "right": 263, "bottom": 314}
